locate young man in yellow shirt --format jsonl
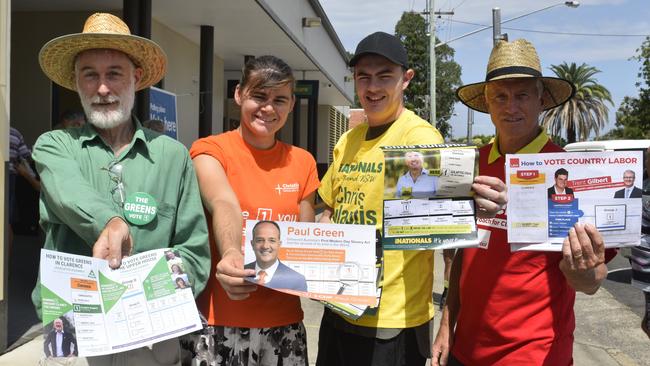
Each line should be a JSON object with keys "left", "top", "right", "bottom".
{"left": 317, "top": 31, "right": 506, "bottom": 366}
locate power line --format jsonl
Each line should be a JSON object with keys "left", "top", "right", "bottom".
{"left": 501, "top": 26, "right": 649, "bottom": 38}
{"left": 452, "top": 0, "right": 469, "bottom": 11}
{"left": 447, "top": 18, "right": 649, "bottom": 37}
{"left": 445, "top": 13, "right": 453, "bottom": 42}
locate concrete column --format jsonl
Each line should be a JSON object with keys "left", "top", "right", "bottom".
{"left": 0, "top": 0, "right": 11, "bottom": 353}
{"left": 292, "top": 99, "right": 301, "bottom": 146}
{"left": 198, "top": 25, "right": 214, "bottom": 138}
{"left": 123, "top": 0, "right": 152, "bottom": 123}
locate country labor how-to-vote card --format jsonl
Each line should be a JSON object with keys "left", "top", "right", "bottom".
{"left": 505, "top": 151, "right": 643, "bottom": 251}
{"left": 380, "top": 144, "right": 480, "bottom": 250}
{"left": 40, "top": 248, "right": 202, "bottom": 357}
{"left": 243, "top": 220, "right": 377, "bottom": 308}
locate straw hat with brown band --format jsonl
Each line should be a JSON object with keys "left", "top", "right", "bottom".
{"left": 456, "top": 39, "right": 575, "bottom": 114}
{"left": 39, "top": 13, "right": 167, "bottom": 92}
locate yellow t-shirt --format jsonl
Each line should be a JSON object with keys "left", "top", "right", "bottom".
{"left": 319, "top": 109, "right": 444, "bottom": 328}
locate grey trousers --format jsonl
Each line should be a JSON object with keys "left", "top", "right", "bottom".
{"left": 631, "top": 234, "right": 650, "bottom": 292}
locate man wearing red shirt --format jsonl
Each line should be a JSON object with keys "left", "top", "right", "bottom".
{"left": 432, "top": 39, "right": 611, "bottom": 366}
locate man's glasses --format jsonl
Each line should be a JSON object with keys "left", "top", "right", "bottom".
{"left": 103, "top": 161, "right": 125, "bottom": 206}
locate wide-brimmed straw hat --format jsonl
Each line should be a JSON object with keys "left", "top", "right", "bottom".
{"left": 456, "top": 39, "right": 574, "bottom": 113}
{"left": 39, "top": 13, "right": 167, "bottom": 91}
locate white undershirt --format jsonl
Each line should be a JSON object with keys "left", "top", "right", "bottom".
{"left": 55, "top": 331, "right": 64, "bottom": 357}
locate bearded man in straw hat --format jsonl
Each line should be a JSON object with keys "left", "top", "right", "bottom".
{"left": 431, "top": 39, "right": 616, "bottom": 366}
{"left": 32, "top": 13, "right": 209, "bottom": 365}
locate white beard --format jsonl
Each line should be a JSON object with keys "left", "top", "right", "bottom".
{"left": 79, "top": 81, "right": 135, "bottom": 130}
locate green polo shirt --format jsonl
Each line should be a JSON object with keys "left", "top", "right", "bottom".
{"left": 31, "top": 118, "right": 210, "bottom": 318}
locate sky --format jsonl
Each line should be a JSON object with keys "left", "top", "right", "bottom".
{"left": 319, "top": 0, "right": 650, "bottom": 140}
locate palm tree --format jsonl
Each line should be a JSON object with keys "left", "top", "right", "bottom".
{"left": 541, "top": 62, "right": 613, "bottom": 144}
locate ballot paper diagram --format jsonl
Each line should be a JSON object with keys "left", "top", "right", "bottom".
{"left": 547, "top": 193, "right": 584, "bottom": 238}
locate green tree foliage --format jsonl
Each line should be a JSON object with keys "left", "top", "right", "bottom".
{"left": 395, "top": 12, "right": 462, "bottom": 138}
{"left": 346, "top": 50, "right": 361, "bottom": 108}
{"left": 550, "top": 134, "right": 568, "bottom": 147}
{"left": 449, "top": 134, "right": 494, "bottom": 147}
{"left": 541, "top": 62, "right": 613, "bottom": 143}
{"left": 603, "top": 36, "right": 650, "bottom": 139}
{"left": 472, "top": 134, "right": 495, "bottom": 147}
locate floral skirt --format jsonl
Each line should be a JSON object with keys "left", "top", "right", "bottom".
{"left": 180, "top": 322, "right": 308, "bottom": 366}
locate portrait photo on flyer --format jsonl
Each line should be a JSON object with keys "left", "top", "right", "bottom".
{"left": 380, "top": 144, "right": 481, "bottom": 250}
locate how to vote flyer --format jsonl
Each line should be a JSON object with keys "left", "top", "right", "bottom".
{"left": 243, "top": 220, "right": 377, "bottom": 306}
{"left": 506, "top": 151, "right": 643, "bottom": 251}
{"left": 381, "top": 144, "right": 480, "bottom": 250}
{"left": 40, "top": 248, "right": 202, "bottom": 357}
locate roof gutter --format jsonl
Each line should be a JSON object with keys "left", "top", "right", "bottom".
{"left": 307, "top": 0, "right": 350, "bottom": 63}
{"left": 254, "top": 0, "right": 353, "bottom": 104}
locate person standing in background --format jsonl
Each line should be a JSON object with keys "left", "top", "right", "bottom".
{"left": 631, "top": 147, "right": 650, "bottom": 338}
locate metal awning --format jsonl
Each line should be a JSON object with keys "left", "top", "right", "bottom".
{"left": 13, "top": 0, "right": 354, "bottom": 105}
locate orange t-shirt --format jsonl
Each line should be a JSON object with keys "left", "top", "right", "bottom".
{"left": 190, "top": 130, "right": 320, "bottom": 328}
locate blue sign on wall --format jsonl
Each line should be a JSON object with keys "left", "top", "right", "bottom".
{"left": 149, "top": 86, "right": 178, "bottom": 139}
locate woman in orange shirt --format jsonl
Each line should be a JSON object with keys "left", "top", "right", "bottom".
{"left": 188, "top": 55, "right": 319, "bottom": 365}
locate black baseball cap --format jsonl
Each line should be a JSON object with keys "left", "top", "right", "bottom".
{"left": 349, "top": 31, "right": 409, "bottom": 68}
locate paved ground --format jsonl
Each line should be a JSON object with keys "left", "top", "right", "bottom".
{"left": 2, "top": 249, "right": 649, "bottom": 365}
{"left": 302, "top": 251, "right": 650, "bottom": 366}
{"left": 573, "top": 254, "right": 649, "bottom": 366}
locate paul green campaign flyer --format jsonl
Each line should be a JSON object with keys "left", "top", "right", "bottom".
{"left": 243, "top": 220, "right": 377, "bottom": 306}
